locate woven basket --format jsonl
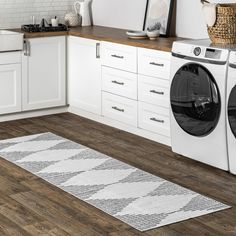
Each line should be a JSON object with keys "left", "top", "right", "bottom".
{"left": 208, "top": 4, "right": 236, "bottom": 44}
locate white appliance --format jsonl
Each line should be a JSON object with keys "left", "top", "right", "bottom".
{"left": 170, "top": 40, "right": 229, "bottom": 170}
{"left": 227, "top": 51, "right": 236, "bottom": 174}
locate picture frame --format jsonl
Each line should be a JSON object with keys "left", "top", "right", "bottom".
{"left": 143, "top": 0, "right": 174, "bottom": 37}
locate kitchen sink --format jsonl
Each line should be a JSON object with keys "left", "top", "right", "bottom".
{"left": 0, "top": 30, "right": 24, "bottom": 52}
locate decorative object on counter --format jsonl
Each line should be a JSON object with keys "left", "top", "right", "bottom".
{"left": 201, "top": 1, "right": 236, "bottom": 44}
{"left": 201, "top": 0, "right": 217, "bottom": 27}
{"left": 51, "top": 16, "right": 59, "bottom": 27}
{"left": 21, "top": 24, "right": 68, "bottom": 33}
{"left": 40, "top": 18, "right": 50, "bottom": 28}
{"left": 143, "top": 0, "right": 174, "bottom": 37}
{"left": 65, "top": 1, "right": 82, "bottom": 27}
{"left": 147, "top": 22, "right": 161, "bottom": 40}
{"left": 75, "top": 0, "right": 92, "bottom": 26}
{"left": 126, "top": 30, "right": 147, "bottom": 39}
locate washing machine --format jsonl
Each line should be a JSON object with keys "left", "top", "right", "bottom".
{"left": 170, "top": 40, "right": 229, "bottom": 170}
{"left": 227, "top": 51, "right": 236, "bottom": 174}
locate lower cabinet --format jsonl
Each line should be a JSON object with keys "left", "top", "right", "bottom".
{"left": 102, "top": 92, "right": 138, "bottom": 127}
{"left": 138, "top": 102, "right": 170, "bottom": 137}
{"left": 0, "top": 63, "right": 21, "bottom": 115}
{"left": 22, "top": 36, "right": 66, "bottom": 111}
{"left": 68, "top": 36, "right": 102, "bottom": 115}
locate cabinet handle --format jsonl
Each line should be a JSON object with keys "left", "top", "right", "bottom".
{"left": 112, "top": 80, "right": 124, "bottom": 85}
{"left": 23, "top": 40, "right": 30, "bottom": 56}
{"left": 111, "top": 54, "right": 124, "bottom": 59}
{"left": 112, "top": 106, "right": 124, "bottom": 112}
{"left": 150, "top": 62, "right": 164, "bottom": 67}
{"left": 150, "top": 117, "right": 164, "bottom": 123}
{"left": 150, "top": 90, "right": 164, "bottom": 95}
{"left": 96, "top": 43, "right": 100, "bottom": 58}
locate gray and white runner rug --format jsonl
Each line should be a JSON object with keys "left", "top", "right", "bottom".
{"left": 0, "top": 132, "right": 230, "bottom": 231}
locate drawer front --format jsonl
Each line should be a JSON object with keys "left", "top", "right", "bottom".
{"left": 0, "top": 52, "right": 21, "bottom": 65}
{"left": 138, "top": 48, "right": 171, "bottom": 79}
{"left": 102, "top": 92, "right": 137, "bottom": 126}
{"left": 102, "top": 66, "right": 137, "bottom": 100}
{"left": 138, "top": 74, "right": 170, "bottom": 108}
{"left": 138, "top": 102, "right": 170, "bottom": 137}
{"left": 101, "top": 41, "right": 137, "bottom": 73}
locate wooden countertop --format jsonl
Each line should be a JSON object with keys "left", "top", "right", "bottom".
{"left": 14, "top": 26, "right": 184, "bottom": 52}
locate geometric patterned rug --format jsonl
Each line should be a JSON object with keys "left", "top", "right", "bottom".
{"left": 0, "top": 133, "right": 230, "bottom": 231}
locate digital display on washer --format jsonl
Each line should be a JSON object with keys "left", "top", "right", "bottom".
{"left": 205, "top": 48, "right": 222, "bottom": 59}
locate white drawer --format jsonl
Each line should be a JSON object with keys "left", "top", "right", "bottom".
{"left": 102, "top": 92, "right": 137, "bottom": 127}
{"left": 0, "top": 51, "right": 21, "bottom": 65}
{"left": 101, "top": 41, "right": 137, "bottom": 73}
{"left": 102, "top": 66, "right": 137, "bottom": 100}
{"left": 138, "top": 102, "right": 170, "bottom": 137}
{"left": 138, "top": 48, "right": 171, "bottom": 79}
{"left": 138, "top": 74, "right": 170, "bottom": 108}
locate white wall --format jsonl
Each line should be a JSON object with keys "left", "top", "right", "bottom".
{"left": 1, "top": 0, "right": 236, "bottom": 39}
{"left": 92, "top": 0, "right": 236, "bottom": 39}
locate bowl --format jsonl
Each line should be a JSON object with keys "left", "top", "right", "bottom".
{"left": 147, "top": 30, "right": 160, "bottom": 40}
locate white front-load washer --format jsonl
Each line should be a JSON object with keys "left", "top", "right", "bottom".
{"left": 227, "top": 51, "right": 236, "bottom": 174}
{"left": 170, "top": 40, "right": 229, "bottom": 170}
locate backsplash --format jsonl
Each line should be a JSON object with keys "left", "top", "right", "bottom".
{"left": 0, "top": 0, "right": 75, "bottom": 29}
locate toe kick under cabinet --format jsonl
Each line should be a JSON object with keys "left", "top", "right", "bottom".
{"left": 69, "top": 38, "right": 172, "bottom": 146}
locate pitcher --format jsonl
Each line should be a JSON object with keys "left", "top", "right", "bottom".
{"left": 74, "top": 0, "right": 92, "bottom": 26}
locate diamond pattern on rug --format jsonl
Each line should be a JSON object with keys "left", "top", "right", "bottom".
{"left": 0, "top": 132, "right": 230, "bottom": 232}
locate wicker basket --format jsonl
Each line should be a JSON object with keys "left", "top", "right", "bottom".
{"left": 208, "top": 4, "right": 236, "bottom": 44}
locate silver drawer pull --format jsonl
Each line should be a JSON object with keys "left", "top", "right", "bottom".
{"left": 111, "top": 54, "right": 124, "bottom": 59}
{"left": 150, "top": 117, "right": 164, "bottom": 123}
{"left": 112, "top": 80, "right": 124, "bottom": 85}
{"left": 112, "top": 106, "right": 124, "bottom": 112}
{"left": 150, "top": 62, "right": 164, "bottom": 67}
{"left": 150, "top": 90, "right": 164, "bottom": 95}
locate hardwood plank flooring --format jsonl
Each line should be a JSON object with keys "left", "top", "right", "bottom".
{"left": 0, "top": 112, "right": 235, "bottom": 236}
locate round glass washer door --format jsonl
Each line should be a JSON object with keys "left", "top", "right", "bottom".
{"left": 170, "top": 63, "right": 221, "bottom": 137}
{"left": 228, "top": 85, "right": 236, "bottom": 138}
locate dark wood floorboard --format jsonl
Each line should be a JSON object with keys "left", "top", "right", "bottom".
{"left": 0, "top": 112, "right": 235, "bottom": 236}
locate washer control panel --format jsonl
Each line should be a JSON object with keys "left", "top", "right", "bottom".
{"left": 205, "top": 48, "right": 222, "bottom": 59}
{"left": 172, "top": 42, "right": 229, "bottom": 63}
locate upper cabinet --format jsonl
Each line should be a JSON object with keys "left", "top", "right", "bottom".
{"left": 68, "top": 36, "right": 102, "bottom": 115}
{"left": 22, "top": 36, "right": 66, "bottom": 111}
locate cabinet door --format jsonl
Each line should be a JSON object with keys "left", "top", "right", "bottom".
{"left": 68, "top": 36, "right": 101, "bottom": 115}
{"left": 0, "top": 64, "right": 21, "bottom": 115}
{"left": 22, "top": 36, "right": 66, "bottom": 111}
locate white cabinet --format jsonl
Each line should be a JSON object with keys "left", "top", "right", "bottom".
{"left": 102, "top": 66, "right": 138, "bottom": 100}
{"left": 22, "top": 36, "right": 66, "bottom": 111}
{"left": 68, "top": 36, "right": 101, "bottom": 115}
{"left": 101, "top": 41, "right": 137, "bottom": 73}
{"left": 102, "top": 92, "right": 138, "bottom": 127}
{"left": 0, "top": 62, "right": 21, "bottom": 115}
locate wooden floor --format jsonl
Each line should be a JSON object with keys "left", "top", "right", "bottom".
{"left": 0, "top": 113, "right": 235, "bottom": 236}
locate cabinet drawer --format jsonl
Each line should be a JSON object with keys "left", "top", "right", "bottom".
{"left": 138, "top": 74, "right": 169, "bottom": 108}
{"left": 102, "top": 66, "right": 137, "bottom": 100}
{"left": 0, "top": 52, "right": 21, "bottom": 65}
{"left": 102, "top": 92, "right": 137, "bottom": 126}
{"left": 101, "top": 41, "right": 137, "bottom": 73}
{"left": 138, "top": 102, "right": 170, "bottom": 137}
{"left": 138, "top": 48, "right": 171, "bottom": 79}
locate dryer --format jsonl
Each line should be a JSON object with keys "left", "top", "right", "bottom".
{"left": 227, "top": 51, "right": 236, "bottom": 174}
{"left": 170, "top": 40, "right": 229, "bottom": 170}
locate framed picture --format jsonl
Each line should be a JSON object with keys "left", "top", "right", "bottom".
{"left": 143, "top": 0, "right": 174, "bottom": 37}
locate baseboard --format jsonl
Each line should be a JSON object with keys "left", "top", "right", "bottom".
{"left": 68, "top": 106, "right": 171, "bottom": 147}
{"left": 0, "top": 106, "right": 68, "bottom": 122}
